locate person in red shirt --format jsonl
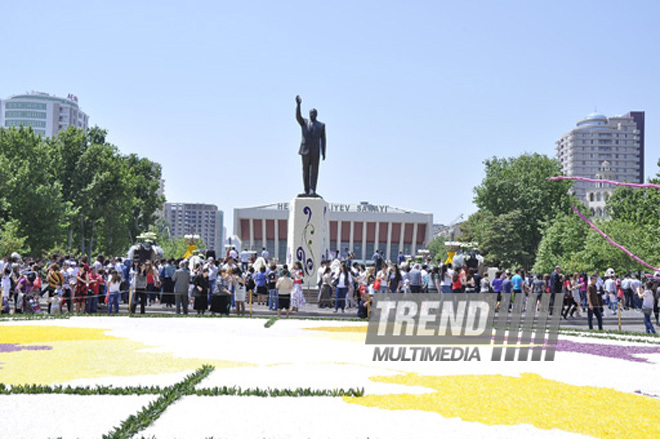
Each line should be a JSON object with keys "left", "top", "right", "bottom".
{"left": 75, "top": 264, "right": 91, "bottom": 314}
{"left": 144, "top": 261, "right": 160, "bottom": 306}
{"left": 86, "top": 267, "right": 103, "bottom": 313}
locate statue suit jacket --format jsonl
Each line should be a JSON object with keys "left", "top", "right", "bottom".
{"left": 298, "top": 119, "right": 326, "bottom": 157}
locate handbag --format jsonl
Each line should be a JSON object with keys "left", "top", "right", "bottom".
{"left": 373, "top": 279, "right": 381, "bottom": 291}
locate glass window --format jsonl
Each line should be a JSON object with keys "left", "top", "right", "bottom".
{"left": 278, "top": 240, "right": 287, "bottom": 263}
{"left": 4, "top": 120, "right": 46, "bottom": 128}
{"left": 5, "top": 102, "right": 47, "bottom": 110}
{"left": 266, "top": 240, "right": 275, "bottom": 262}
{"left": 5, "top": 111, "right": 47, "bottom": 119}
{"left": 365, "top": 243, "right": 375, "bottom": 262}
{"left": 353, "top": 242, "right": 363, "bottom": 262}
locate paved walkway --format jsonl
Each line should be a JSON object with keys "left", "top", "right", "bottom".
{"left": 21, "top": 295, "right": 658, "bottom": 334}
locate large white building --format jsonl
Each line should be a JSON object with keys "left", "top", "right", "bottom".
{"left": 1, "top": 91, "right": 89, "bottom": 137}
{"left": 162, "top": 203, "right": 224, "bottom": 251}
{"left": 556, "top": 111, "right": 645, "bottom": 216}
{"left": 234, "top": 201, "right": 433, "bottom": 263}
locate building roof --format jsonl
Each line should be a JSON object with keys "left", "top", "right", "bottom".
{"left": 577, "top": 112, "right": 608, "bottom": 127}
{"left": 234, "top": 201, "right": 432, "bottom": 216}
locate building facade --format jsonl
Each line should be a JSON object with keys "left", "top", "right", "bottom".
{"left": 162, "top": 203, "right": 224, "bottom": 251}
{"left": 234, "top": 201, "right": 433, "bottom": 263}
{"left": 1, "top": 91, "right": 89, "bottom": 137}
{"left": 556, "top": 111, "right": 644, "bottom": 215}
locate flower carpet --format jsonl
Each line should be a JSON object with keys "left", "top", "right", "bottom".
{"left": 1, "top": 315, "right": 659, "bottom": 438}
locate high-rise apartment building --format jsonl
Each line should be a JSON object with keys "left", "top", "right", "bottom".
{"left": 162, "top": 203, "right": 224, "bottom": 251}
{"left": 556, "top": 111, "right": 644, "bottom": 216}
{"left": 0, "top": 91, "right": 89, "bottom": 137}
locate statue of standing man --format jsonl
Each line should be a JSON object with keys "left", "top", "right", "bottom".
{"left": 296, "top": 95, "right": 326, "bottom": 197}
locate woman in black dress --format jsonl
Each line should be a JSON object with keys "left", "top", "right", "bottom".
{"left": 193, "top": 268, "right": 210, "bottom": 315}
{"left": 160, "top": 259, "right": 176, "bottom": 307}
{"left": 210, "top": 268, "right": 232, "bottom": 315}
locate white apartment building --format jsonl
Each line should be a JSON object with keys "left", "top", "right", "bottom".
{"left": 556, "top": 111, "right": 645, "bottom": 216}
{"left": 1, "top": 91, "right": 89, "bottom": 137}
{"left": 162, "top": 203, "right": 224, "bottom": 251}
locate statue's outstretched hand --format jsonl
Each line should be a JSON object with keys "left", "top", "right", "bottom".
{"left": 295, "top": 95, "right": 302, "bottom": 105}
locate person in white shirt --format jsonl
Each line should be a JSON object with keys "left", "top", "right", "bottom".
{"left": 333, "top": 263, "right": 353, "bottom": 313}
{"left": 440, "top": 264, "right": 453, "bottom": 294}
{"left": 604, "top": 276, "right": 617, "bottom": 315}
{"left": 92, "top": 255, "right": 104, "bottom": 272}
{"left": 107, "top": 270, "right": 122, "bottom": 315}
{"left": 229, "top": 247, "right": 238, "bottom": 260}
{"left": 1, "top": 267, "right": 11, "bottom": 313}
{"left": 239, "top": 249, "right": 250, "bottom": 272}
{"left": 480, "top": 273, "right": 491, "bottom": 294}
{"left": 316, "top": 261, "right": 327, "bottom": 302}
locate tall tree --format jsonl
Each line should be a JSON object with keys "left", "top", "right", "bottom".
{"left": 472, "top": 153, "right": 575, "bottom": 269}
{"left": 0, "top": 127, "right": 70, "bottom": 251}
{"left": 0, "top": 125, "right": 166, "bottom": 257}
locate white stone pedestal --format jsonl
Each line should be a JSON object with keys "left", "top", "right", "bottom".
{"left": 286, "top": 196, "right": 330, "bottom": 289}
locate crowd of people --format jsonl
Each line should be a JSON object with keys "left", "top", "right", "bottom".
{"left": 1, "top": 248, "right": 658, "bottom": 334}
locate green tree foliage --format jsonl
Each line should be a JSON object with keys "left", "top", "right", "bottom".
{"left": 535, "top": 158, "right": 660, "bottom": 275}
{"left": 533, "top": 211, "right": 591, "bottom": 274}
{"left": 0, "top": 126, "right": 164, "bottom": 257}
{"left": 574, "top": 220, "right": 660, "bottom": 274}
{"left": 564, "top": 158, "right": 660, "bottom": 274}
{"left": 426, "top": 235, "right": 449, "bottom": 263}
{"left": 160, "top": 236, "right": 207, "bottom": 260}
{"left": 0, "top": 128, "right": 70, "bottom": 251}
{"left": 0, "top": 220, "right": 30, "bottom": 256}
{"left": 471, "top": 153, "right": 575, "bottom": 270}
{"left": 607, "top": 159, "right": 660, "bottom": 227}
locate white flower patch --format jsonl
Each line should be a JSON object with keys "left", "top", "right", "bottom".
{"left": 0, "top": 394, "right": 156, "bottom": 439}
{"left": 198, "top": 363, "right": 433, "bottom": 395}
{"left": 62, "top": 370, "right": 194, "bottom": 388}
{"left": 142, "top": 395, "right": 592, "bottom": 439}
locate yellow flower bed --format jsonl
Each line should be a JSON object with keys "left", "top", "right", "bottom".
{"left": 0, "top": 325, "right": 114, "bottom": 344}
{"left": 344, "top": 372, "right": 660, "bottom": 439}
{"left": 0, "top": 325, "right": 251, "bottom": 385}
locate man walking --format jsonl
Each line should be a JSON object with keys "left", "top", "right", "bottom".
{"left": 587, "top": 275, "right": 603, "bottom": 330}
{"left": 408, "top": 264, "right": 423, "bottom": 294}
{"left": 373, "top": 250, "right": 384, "bottom": 274}
{"left": 172, "top": 261, "right": 190, "bottom": 315}
{"left": 549, "top": 266, "right": 562, "bottom": 314}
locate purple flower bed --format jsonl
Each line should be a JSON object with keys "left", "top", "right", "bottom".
{"left": 497, "top": 335, "right": 660, "bottom": 363}
{"left": 0, "top": 343, "right": 51, "bottom": 353}
{"left": 556, "top": 340, "right": 660, "bottom": 363}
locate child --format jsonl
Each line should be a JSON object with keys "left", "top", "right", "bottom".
{"left": 233, "top": 268, "right": 247, "bottom": 316}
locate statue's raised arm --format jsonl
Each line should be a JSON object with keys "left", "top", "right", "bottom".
{"left": 295, "top": 95, "right": 305, "bottom": 126}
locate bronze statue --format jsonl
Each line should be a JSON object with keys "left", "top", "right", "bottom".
{"left": 296, "top": 95, "right": 326, "bottom": 197}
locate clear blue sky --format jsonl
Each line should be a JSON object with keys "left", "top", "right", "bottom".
{"left": 2, "top": 0, "right": 659, "bottom": 234}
